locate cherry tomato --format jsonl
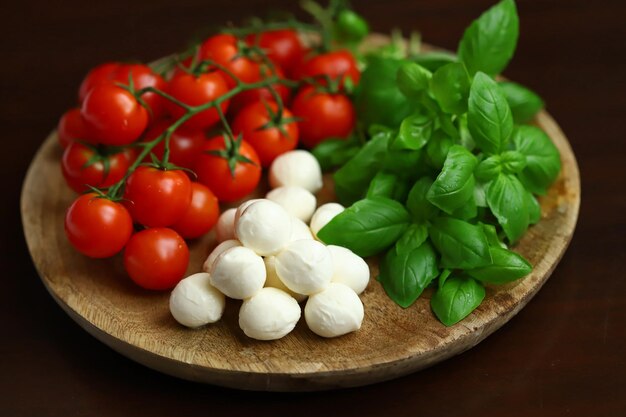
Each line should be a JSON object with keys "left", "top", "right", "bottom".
{"left": 57, "top": 108, "right": 88, "bottom": 148}
{"left": 245, "top": 30, "right": 304, "bottom": 77}
{"left": 61, "top": 142, "right": 135, "bottom": 193}
{"left": 194, "top": 135, "right": 261, "bottom": 202}
{"left": 124, "top": 166, "right": 192, "bottom": 227}
{"left": 166, "top": 71, "right": 230, "bottom": 130}
{"left": 172, "top": 182, "right": 220, "bottom": 239}
{"left": 65, "top": 193, "right": 133, "bottom": 258}
{"left": 298, "top": 50, "right": 361, "bottom": 87}
{"left": 232, "top": 101, "right": 299, "bottom": 167}
{"left": 111, "top": 64, "right": 168, "bottom": 120}
{"left": 123, "top": 228, "right": 189, "bottom": 290}
{"left": 229, "top": 65, "right": 291, "bottom": 115}
{"left": 198, "top": 34, "right": 260, "bottom": 87}
{"left": 142, "top": 120, "right": 206, "bottom": 169}
{"left": 78, "top": 62, "right": 119, "bottom": 103}
{"left": 292, "top": 86, "right": 356, "bottom": 148}
{"left": 81, "top": 84, "right": 149, "bottom": 146}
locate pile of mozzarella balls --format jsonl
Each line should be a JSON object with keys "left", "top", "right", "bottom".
{"left": 169, "top": 150, "right": 370, "bottom": 340}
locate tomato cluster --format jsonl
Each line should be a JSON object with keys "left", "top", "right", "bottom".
{"left": 59, "top": 28, "right": 360, "bottom": 291}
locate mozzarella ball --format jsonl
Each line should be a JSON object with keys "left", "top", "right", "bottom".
{"left": 202, "top": 239, "right": 242, "bottom": 273}
{"left": 310, "top": 203, "right": 345, "bottom": 239}
{"left": 169, "top": 273, "right": 225, "bottom": 328}
{"left": 264, "top": 256, "right": 307, "bottom": 302}
{"left": 327, "top": 245, "right": 370, "bottom": 294}
{"left": 215, "top": 208, "right": 237, "bottom": 242}
{"left": 235, "top": 199, "right": 293, "bottom": 256}
{"left": 266, "top": 186, "right": 317, "bottom": 223}
{"left": 210, "top": 246, "right": 266, "bottom": 299}
{"left": 305, "top": 283, "right": 364, "bottom": 338}
{"left": 290, "top": 217, "right": 314, "bottom": 242}
{"left": 269, "top": 150, "right": 323, "bottom": 193}
{"left": 234, "top": 198, "right": 263, "bottom": 223}
{"left": 239, "top": 287, "right": 301, "bottom": 340}
{"left": 275, "top": 239, "right": 333, "bottom": 295}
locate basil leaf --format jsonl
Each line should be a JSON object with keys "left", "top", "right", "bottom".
{"left": 379, "top": 241, "right": 439, "bottom": 308}
{"left": 467, "top": 247, "right": 532, "bottom": 284}
{"left": 317, "top": 197, "right": 410, "bottom": 257}
{"left": 366, "top": 171, "right": 409, "bottom": 202}
{"left": 396, "top": 223, "right": 429, "bottom": 255}
{"left": 457, "top": 0, "right": 519, "bottom": 76}
{"left": 474, "top": 182, "right": 488, "bottom": 208}
{"left": 406, "top": 177, "right": 439, "bottom": 221}
{"left": 498, "top": 81, "right": 545, "bottom": 123}
{"left": 486, "top": 173, "right": 530, "bottom": 243}
{"left": 468, "top": 72, "right": 514, "bottom": 155}
{"left": 500, "top": 150, "right": 527, "bottom": 174}
{"left": 383, "top": 148, "right": 425, "bottom": 180}
{"left": 429, "top": 217, "right": 492, "bottom": 269}
{"left": 397, "top": 62, "right": 432, "bottom": 98}
{"left": 426, "top": 130, "right": 454, "bottom": 170}
{"left": 431, "top": 275, "right": 486, "bottom": 326}
{"left": 427, "top": 145, "right": 478, "bottom": 214}
{"left": 451, "top": 197, "right": 477, "bottom": 220}
{"left": 391, "top": 113, "right": 434, "bottom": 151}
{"left": 438, "top": 269, "right": 453, "bottom": 289}
{"left": 312, "top": 137, "right": 361, "bottom": 172}
{"left": 411, "top": 51, "right": 458, "bottom": 72}
{"left": 513, "top": 125, "right": 561, "bottom": 195}
{"left": 334, "top": 131, "right": 390, "bottom": 205}
{"left": 475, "top": 155, "right": 502, "bottom": 181}
{"left": 480, "top": 222, "right": 507, "bottom": 248}
{"left": 430, "top": 62, "right": 471, "bottom": 115}
{"left": 526, "top": 190, "right": 541, "bottom": 224}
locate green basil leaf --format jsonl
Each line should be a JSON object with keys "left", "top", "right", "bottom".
{"left": 486, "top": 173, "right": 530, "bottom": 243}
{"left": 312, "top": 137, "right": 361, "bottom": 172}
{"left": 396, "top": 223, "right": 429, "bottom": 255}
{"left": 382, "top": 148, "right": 425, "bottom": 180}
{"left": 457, "top": 0, "right": 519, "bottom": 76}
{"left": 474, "top": 181, "right": 488, "bottom": 208}
{"left": 513, "top": 125, "right": 561, "bottom": 195}
{"left": 451, "top": 196, "right": 477, "bottom": 220}
{"left": 429, "top": 217, "right": 492, "bottom": 269}
{"left": 498, "top": 81, "right": 545, "bottom": 123}
{"left": 406, "top": 177, "right": 440, "bottom": 221}
{"left": 396, "top": 62, "right": 432, "bottom": 98}
{"left": 438, "top": 269, "right": 453, "bottom": 289}
{"left": 467, "top": 247, "right": 532, "bottom": 284}
{"left": 425, "top": 130, "right": 454, "bottom": 170}
{"left": 430, "top": 62, "right": 471, "bottom": 115}
{"left": 468, "top": 72, "right": 514, "bottom": 155}
{"left": 366, "top": 171, "right": 409, "bottom": 202}
{"left": 500, "top": 150, "right": 527, "bottom": 174}
{"left": 427, "top": 145, "right": 478, "bottom": 214}
{"left": 317, "top": 197, "right": 411, "bottom": 257}
{"left": 391, "top": 113, "right": 434, "bottom": 151}
{"left": 379, "top": 241, "right": 439, "bottom": 308}
{"left": 431, "top": 275, "right": 485, "bottom": 326}
{"left": 334, "top": 131, "right": 391, "bottom": 205}
{"left": 411, "top": 51, "right": 458, "bottom": 72}
{"left": 475, "top": 155, "right": 502, "bottom": 181}
{"left": 526, "top": 190, "right": 541, "bottom": 224}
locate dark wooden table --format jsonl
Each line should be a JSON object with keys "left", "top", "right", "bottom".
{"left": 3, "top": 0, "right": 625, "bottom": 415}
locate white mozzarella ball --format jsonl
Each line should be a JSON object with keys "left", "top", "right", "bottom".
{"left": 275, "top": 239, "right": 333, "bottom": 295}
{"left": 234, "top": 198, "right": 263, "bottom": 223}
{"left": 169, "top": 273, "right": 225, "bottom": 328}
{"left": 266, "top": 186, "right": 317, "bottom": 223}
{"left": 215, "top": 208, "right": 237, "bottom": 242}
{"left": 310, "top": 203, "right": 345, "bottom": 239}
{"left": 305, "top": 283, "right": 364, "bottom": 338}
{"left": 264, "top": 256, "right": 307, "bottom": 302}
{"left": 235, "top": 199, "right": 293, "bottom": 256}
{"left": 290, "top": 217, "right": 314, "bottom": 242}
{"left": 239, "top": 287, "right": 301, "bottom": 340}
{"left": 269, "top": 150, "right": 323, "bottom": 193}
{"left": 202, "top": 239, "right": 242, "bottom": 273}
{"left": 327, "top": 245, "right": 370, "bottom": 294}
{"left": 210, "top": 246, "right": 266, "bottom": 299}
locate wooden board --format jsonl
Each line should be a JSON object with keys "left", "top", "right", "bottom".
{"left": 20, "top": 42, "right": 580, "bottom": 392}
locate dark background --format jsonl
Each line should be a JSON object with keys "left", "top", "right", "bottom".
{"left": 2, "top": 0, "right": 625, "bottom": 416}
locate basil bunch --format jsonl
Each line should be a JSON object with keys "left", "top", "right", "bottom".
{"left": 314, "top": 0, "right": 562, "bottom": 327}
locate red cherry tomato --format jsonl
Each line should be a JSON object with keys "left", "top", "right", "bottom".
{"left": 124, "top": 166, "right": 192, "bottom": 227}
{"left": 198, "top": 34, "right": 260, "bottom": 87}
{"left": 65, "top": 193, "right": 133, "bottom": 258}
{"left": 172, "top": 182, "right": 220, "bottom": 239}
{"left": 123, "top": 228, "right": 189, "bottom": 290}
{"left": 57, "top": 108, "right": 88, "bottom": 148}
{"left": 292, "top": 86, "right": 356, "bottom": 148}
{"left": 229, "top": 65, "right": 291, "bottom": 115}
{"left": 142, "top": 120, "right": 206, "bottom": 169}
{"left": 245, "top": 30, "right": 304, "bottom": 76}
{"left": 232, "top": 101, "right": 299, "bottom": 167}
{"left": 111, "top": 64, "right": 168, "bottom": 120}
{"left": 81, "top": 84, "right": 149, "bottom": 146}
{"left": 78, "top": 62, "right": 120, "bottom": 103}
{"left": 61, "top": 142, "right": 135, "bottom": 193}
{"left": 194, "top": 136, "right": 261, "bottom": 202}
{"left": 298, "top": 50, "right": 361, "bottom": 87}
{"left": 166, "top": 71, "right": 230, "bottom": 130}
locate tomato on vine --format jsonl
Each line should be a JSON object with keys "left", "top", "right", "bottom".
{"left": 65, "top": 193, "right": 133, "bottom": 259}
{"left": 142, "top": 120, "right": 206, "bottom": 170}
{"left": 57, "top": 108, "right": 88, "bottom": 148}
{"left": 245, "top": 30, "right": 304, "bottom": 77}
{"left": 198, "top": 34, "right": 260, "bottom": 87}
{"left": 232, "top": 101, "right": 299, "bottom": 167}
{"left": 172, "top": 182, "right": 220, "bottom": 239}
{"left": 123, "top": 167, "right": 192, "bottom": 227}
{"left": 194, "top": 134, "right": 261, "bottom": 202}
{"left": 298, "top": 50, "right": 361, "bottom": 87}
{"left": 229, "top": 64, "right": 291, "bottom": 115}
{"left": 123, "top": 228, "right": 189, "bottom": 290}
{"left": 78, "top": 62, "right": 119, "bottom": 103}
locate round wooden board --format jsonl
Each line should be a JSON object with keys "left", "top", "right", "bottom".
{"left": 21, "top": 41, "right": 580, "bottom": 392}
